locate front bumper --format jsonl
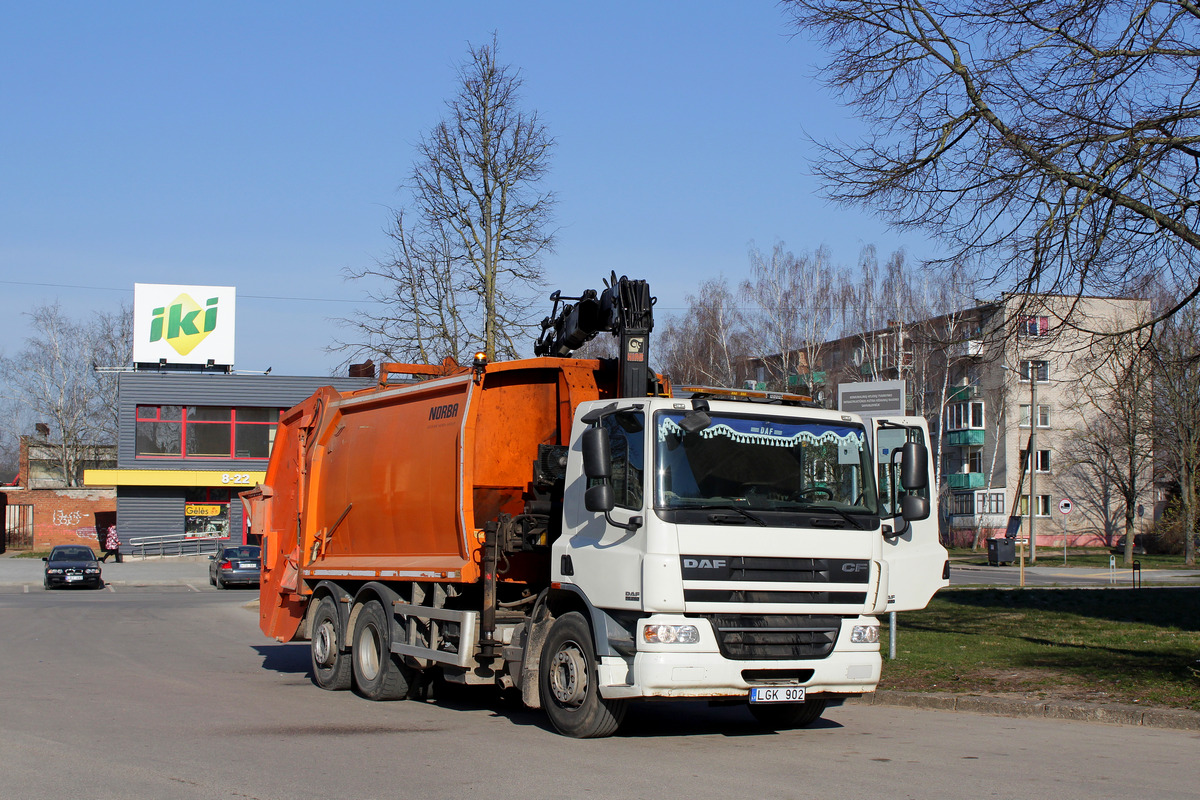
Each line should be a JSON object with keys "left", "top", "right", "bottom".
{"left": 597, "top": 613, "right": 882, "bottom": 700}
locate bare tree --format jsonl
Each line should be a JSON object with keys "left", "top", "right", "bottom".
{"left": 0, "top": 303, "right": 130, "bottom": 486}
{"left": 1058, "top": 329, "right": 1156, "bottom": 565}
{"left": 1152, "top": 299, "right": 1200, "bottom": 565}
{"left": 339, "top": 35, "right": 555, "bottom": 364}
{"left": 657, "top": 278, "right": 750, "bottom": 388}
{"left": 741, "top": 242, "right": 839, "bottom": 393}
{"left": 783, "top": 0, "right": 1200, "bottom": 329}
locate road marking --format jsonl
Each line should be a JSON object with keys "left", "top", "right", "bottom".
{"left": 185, "top": 583, "right": 200, "bottom": 592}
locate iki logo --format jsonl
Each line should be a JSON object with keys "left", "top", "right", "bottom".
{"left": 149, "top": 294, "right": 219, "bottom": 356}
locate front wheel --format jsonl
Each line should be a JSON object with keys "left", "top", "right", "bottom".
{"left": 310, "top": 596, "right": 352, "bottom": 690}
{"left": 748, "top": 698, "right": 827, "bottom": 730}
{"left": 539, "top": 611, "right": 626, "bottom": 738}
{"left": 351, "top": 600, "right": 411, "bottom": 700}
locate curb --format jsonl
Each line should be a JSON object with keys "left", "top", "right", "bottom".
{"left": 850, "top": 690, "right": 1200, "bottom": 731}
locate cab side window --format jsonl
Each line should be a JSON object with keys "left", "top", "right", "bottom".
{"left": 601, "top": 411, "right": 645, "bottom": 510}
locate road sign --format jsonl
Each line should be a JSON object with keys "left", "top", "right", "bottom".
{"left": 1058, "top": 498, "right": 1073, "bottom": 515}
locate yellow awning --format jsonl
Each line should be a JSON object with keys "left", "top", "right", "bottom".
{"left": 83, "top": 469, "right": 265, "bottom": 488}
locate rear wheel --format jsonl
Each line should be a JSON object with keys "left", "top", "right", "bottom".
{"left": 310, "top": 596, "right": 352, "bottom": 690}
{"left": 748, "top": 698, "right": 827, "bottom": 730}
{"left": 352, "top": 600, "right": 411, "bottom": 700}
{"left": 539, "top": 611, "right": 626, "bottom": 738}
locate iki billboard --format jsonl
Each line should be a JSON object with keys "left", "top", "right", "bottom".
{"left": 133, "top": 283, "right": 236, "bottom": 366}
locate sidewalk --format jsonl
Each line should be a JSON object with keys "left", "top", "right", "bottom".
{"left": 0, "top": 551, "right": 211, "bottom": 587}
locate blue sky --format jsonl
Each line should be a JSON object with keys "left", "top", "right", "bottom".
{"left": 1, "top": 1, "right": 931, "bottom": 376}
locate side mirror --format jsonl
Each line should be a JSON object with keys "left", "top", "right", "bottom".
{"left": 900, "top": 441, "right": 929, "bottom": 491}
{"left": 582, "top": 426, "right": 612, "bottom": 480}
{"left": 585, "top": 483, "right": 615, "bottom": 514}
{"left": 901, "top": 494, "right": 930, "bottom": 522}
{"left": 42, "top": 556, "right": 49, "bottom": 562}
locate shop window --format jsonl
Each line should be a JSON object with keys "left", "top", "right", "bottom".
{"left": 136, "top": 406, "right": 280, "bottom": 459}
{"left": 184, "top": 488, "right": 231, "bottom": 539}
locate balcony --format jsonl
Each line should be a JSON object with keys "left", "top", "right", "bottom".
{"left": 947, "top": 472, "right": 986, "bottom": 490}
{"left": 947, "top": 429, "right": 985, "bottom": 446}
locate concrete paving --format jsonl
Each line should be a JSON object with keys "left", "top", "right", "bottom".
{"left": 3, "top": 549, "right": 1197, "bottom": 731}
{"left": 0, "top": 551, "right": 213, "bottom": 587}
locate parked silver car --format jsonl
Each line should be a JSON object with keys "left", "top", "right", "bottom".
{"left": 208, "top": 545, "right": 261, "bottom": 589}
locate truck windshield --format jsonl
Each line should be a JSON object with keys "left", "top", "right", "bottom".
{"left": 653, "top": 411, "right": 879, "bottom": 519}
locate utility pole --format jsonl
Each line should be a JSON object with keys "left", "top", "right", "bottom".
{"left": 1029, "top": 364, "right": 1037, "bottom": 563}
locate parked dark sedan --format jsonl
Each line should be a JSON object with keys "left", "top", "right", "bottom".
{"left": 209, "top": 545, "right": 261, "bottom": 589}
{"left": 43, "top": 545, "right": 103, "bottom": 590}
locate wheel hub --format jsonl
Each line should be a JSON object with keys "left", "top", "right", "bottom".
{"left": 314, "top": 621, "right": 336, "bottom": 667}
{"left": 549, "top": 641, "right": 588, "bottom": 707}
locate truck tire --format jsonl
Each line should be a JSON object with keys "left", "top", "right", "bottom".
{"left": 352, "top": 599, "right": 411, "bottom": 700}
{"left": 311, "top": 596, "right": 352, "bottom": 690}
{"left": 539, "top": 611, "right": 626, "bottom": 738}
{"left": 748, "top": 698, "right": 827, "bottom": 730}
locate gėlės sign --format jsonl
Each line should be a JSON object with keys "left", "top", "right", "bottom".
{"left": 133, "top": 283, "right": 236, "bottom": 366}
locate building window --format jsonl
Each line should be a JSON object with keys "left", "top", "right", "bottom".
{"left": 951, "top": 493, "right": 975, "bottom": 515}
{"left": 1019, "top": 494, "right": 1051, "bottom": 517}
{"left": 1018, "top": 316, "right": 1050, "bottom": 337}
{"left": 136, "top": 406, "right": 280, "bottom": 459}
{"left": 946, "top": 401, "right": 985, "bottom": 431}
{"left": 1018, "top": 404, "right": 1052, "bottom": 428}
{"left": 968, "top": 449, "right": 984, "bottom": 473}
{"left": 1019, "top": 360, "right": 1050, "bottom": 382}
{"left": 1020, "top": 449, "right": 1051, "bottom": 472}
{"left": 986, "top": 491, "right": 1005, "bottom": 514}
{"left": 184, "top": 488, "right": 231, "bottom": 539}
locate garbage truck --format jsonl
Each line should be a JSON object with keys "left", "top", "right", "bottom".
{"left": 245, "top": 274, "right": 949, "bottom": 737}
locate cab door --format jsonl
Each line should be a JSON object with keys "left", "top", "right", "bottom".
{"left": 872, "top": 416, "right": 949, "bottom": 611}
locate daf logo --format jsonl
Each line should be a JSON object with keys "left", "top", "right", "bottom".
{"left": 842, "top": 563, "right": 868, "bottom": 573}
{"left": 683, "top": 558, "right": 727, "bottom": 570}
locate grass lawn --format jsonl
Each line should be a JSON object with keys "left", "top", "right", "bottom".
{"left": 880, "top": 587, "right": 1200, "bottom": 711}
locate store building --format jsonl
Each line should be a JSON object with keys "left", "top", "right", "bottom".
{"left": 85, "top": 372, "right": 370, "bottom": 553}
{"left": 82, "top": 282, "right": 372, "bottom": 554}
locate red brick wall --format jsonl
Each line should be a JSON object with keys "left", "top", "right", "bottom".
{"left": 3, "top": 487, "right": 117, "bottom": 550}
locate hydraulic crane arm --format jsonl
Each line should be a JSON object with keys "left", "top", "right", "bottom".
{"left": 534, "top": 272, "right": 655, "bottom": 398}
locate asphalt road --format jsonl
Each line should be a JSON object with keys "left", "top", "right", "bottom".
{"left": 1, "top": 582, "right": 1197, "bottom": 800}
{"left": 950, "top": 560, "right": 1200, "bottom": 588}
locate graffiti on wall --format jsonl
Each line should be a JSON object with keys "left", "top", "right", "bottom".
{"left": 52, "top": 509, "right": 86, "bottom": 527}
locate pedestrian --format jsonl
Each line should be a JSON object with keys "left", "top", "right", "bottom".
{"left": 105, "top": 524, "right": 123, "bottom": 563}
{"left": 96, "top": 527, "right": 109, "bottom": 562}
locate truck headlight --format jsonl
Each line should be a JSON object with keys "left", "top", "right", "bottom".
{"left": 643, "top": 624, "right": 700, "bottom": 644}
{"left": 851, "top": 625, "right": 880, "bottom": 644}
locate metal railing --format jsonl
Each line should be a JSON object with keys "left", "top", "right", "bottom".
{"left": 126, "top": 534, "right": 226, "bottom": 559}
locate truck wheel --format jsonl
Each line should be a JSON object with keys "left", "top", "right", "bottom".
{"left": 311, "top": 596, "right": 352, "bottom": 690}
{"left": 352, "top": 600, "right": 410, "bottom": 700}
{"left": 748, "top": 698, "right": 827, "bottom": 730}
{"left": 539, "top": 611, "right": 626, "bottom": 738}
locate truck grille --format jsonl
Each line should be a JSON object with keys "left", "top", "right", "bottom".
{"left": 685, "top": 589, "right": 867, "bottom": 604}
{"left": 680, "top": 555, "right": 870, "bottom": 584}
{"left": 704, "top": 615, "right": 842, "bottom": 660}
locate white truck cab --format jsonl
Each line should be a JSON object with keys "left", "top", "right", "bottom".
{"left": 542, "top": 394, "right": 949, "bottom": 732}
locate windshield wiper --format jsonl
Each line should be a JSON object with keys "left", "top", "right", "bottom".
{"left": 696, "top": 504, "right": 768, "bottom": 526}
{"left": 774, "top": 504, "right": 870, "bottom": 530}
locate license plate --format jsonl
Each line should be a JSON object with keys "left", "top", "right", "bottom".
{"left": 239, "top": 562, "right": 257, "bottom": 570}
{"left": 750, "top": 686, "right": 806, "bottom": 704}
{"left": 66, "top": 575, "right": 82, "bottom": 582}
